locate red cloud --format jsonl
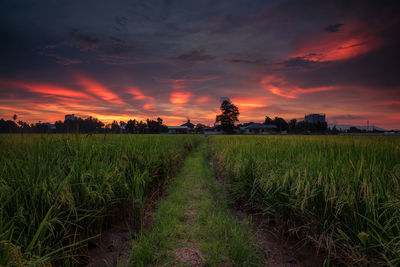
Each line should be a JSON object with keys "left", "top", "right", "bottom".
{"left": 231, "top": 97, "right": 269, "bottom": 108}
{"left": 75, "top": 74, "right": 124, "bottom": 104}
{"left": 197, "top": 96, "right": 211, "bottom": 103}
{"left": 127, "top": 86, "right": 153, "bottom": 101}
{"left": 261, "top": 75, "right": 336, "bottom": 99}
{"left": 291, "top": 21, "right": 382, "bottom": 62}
{"left": 0, "top": 79, "right": 95, "bottom": 101}
{"left": 143, "top": 103, "right": 154, "bottom": 110}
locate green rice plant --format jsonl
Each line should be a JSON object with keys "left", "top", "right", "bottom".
{"left": 210, "top": 135, "right": 400, "bottom": 265}
{"left": 0, "top": 134, "right": 201, "bottom": 265}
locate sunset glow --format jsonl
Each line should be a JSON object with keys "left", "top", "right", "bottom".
{"left": 170, "top": 91, "right": 193, "bottom": 104}
{"left": 0, "top": 1, "right": 399, "bottom": 129}
{"left": 75, "top": 74, "right": 124, "bottom": 104}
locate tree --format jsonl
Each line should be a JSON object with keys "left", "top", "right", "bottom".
{"left": 111, "top": 120, "right": 120, "bottom": 133}
{"left": 146, "top": 118, "right": 167, "bottom": 133}
{"left": 264, "top": 116, "right": 273, "bottom": 124}
{"left": 126, "top": 119, "right": 138, "bottom": 133}
{"left": 274, "top": 117, "right": 289, "bottom": 131}
{"left": 13, "top": 114, "right": 17, "bottom": 121}
{"left": 331, "top": 125, "right": 339, "bottom": 134}
{"left": 348, "top": 126, "right": 360, "bottom": 133}
{"left": 216, "top": 100, "right": 239, "bottom": 132}
{"left": 18, "top": 120, "right": 30, "bottom": 133}
{"left": 289, "top": 119, "right": 297, "bottom": 133}
{"left": 0, "top": 119, "right": 18, "bottom": 133}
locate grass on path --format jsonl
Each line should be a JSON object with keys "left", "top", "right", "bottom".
{"left": 128, "top": 140, "right": 259, "bottom": 266}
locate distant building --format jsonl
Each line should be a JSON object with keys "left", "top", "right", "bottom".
{"left": 45, "top": 123, "right": 56, "bottom": 130}
{"left": 204, "top": 125, "right": 223, "bottom": 135}
{"left": 65, "top": 114, "right": 77, "bottom": 121}
{"left": 195, "top": 123, "right": 206, "bottom": 134}
{"left": 35, "top": 122, "right": 56, "bottom": 130}
{"left": 244, "top": 123, "right": 277, "bottom": 134}
{"left": 181, "top": 119, "right": 195, "bottom": 129}
{"left": 305, "top": 113, "right": 326, "bottom": 124}
{"left": 167, "top": 126, "right": 188, "bottom": 134}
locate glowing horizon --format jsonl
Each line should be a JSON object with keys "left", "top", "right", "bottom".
{"left": 0, "top": 1, "right": 399, "bottom": 129}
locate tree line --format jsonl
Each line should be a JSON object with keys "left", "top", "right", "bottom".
{"left": 0, "top": 115, "right": 168, "bottom": 134}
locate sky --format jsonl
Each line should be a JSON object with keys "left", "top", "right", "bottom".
{"left": 0, "top": 0, "right": 399, "bottom": 129}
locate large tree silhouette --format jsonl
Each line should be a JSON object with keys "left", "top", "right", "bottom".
{"left": 216, "top": 100, "right": 239, "bottom": 132}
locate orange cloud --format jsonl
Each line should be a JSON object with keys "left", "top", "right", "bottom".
{"left": 261, "top": 75, "right": 336, "bottom": 99}
{"left": 197, "top": 96, "right": 211, "bottom": 103}
{"left": 84, "top": 113, "right": 139, "bottom": 124}
{"left": 31, "top": 85, "right": 96, "bottom": 100}
{"left": 76, "top": 74, "right": 124, "bottom": 104}
{"left": 0, "top": 106, "right": 34, "bottom": 113}
{"left": 143, "top": 103, "right": 154, "bottom": 110}
{"left": 293, "top": 38, "right": 379, "bottom": 62}
{"left": 295, "top": 86, "right": 335, "bottom": 94}
{"left": 0, "top": 79, "right": 95, "bottom": 101}
{"left": 291, "top": 21, "right": 382, "bottom": 62}
{"left": 170, "top": 91, "right": 192, "bottom": 104}
{"left": 266, "top": 85, "right": 297, "bottom": 99}
{"left": 127, "top": 86, "right": 153, "bottom": 101}
{"left": 231, "top": 97, "right": 269, "bottom": 108}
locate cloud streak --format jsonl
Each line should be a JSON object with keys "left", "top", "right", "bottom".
{"left": 75, "top": 74, "right": 124, "bottom": 104}
{"left": 0, "top": 0, "right": 399, "bottom": 129}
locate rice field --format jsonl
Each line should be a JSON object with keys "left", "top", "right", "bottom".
{"left": 2, "top": 134, "right": 399, "bottom": 266}
{"left": 0, "top": 134, "right": 201, "bottom": 266}
{"left": 210, "top": 135, "right": 400, "bottom": 265}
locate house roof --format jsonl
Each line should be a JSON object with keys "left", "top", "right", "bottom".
{"left": 245, "top": 123, "right": 277, "bottom": 129}
{"left": 181, "top": 120, "right": 195, "bottom": 128}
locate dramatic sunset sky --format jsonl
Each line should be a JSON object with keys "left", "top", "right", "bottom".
{"left": 1, "top": 0, "right": 399, "bottom": 129}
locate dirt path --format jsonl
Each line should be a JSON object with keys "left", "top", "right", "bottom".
{"left": 126, "top": 140, "right": 327, "bottom": 266}
{"left": 128, "top": 141, "right": 259, "bottom": 266}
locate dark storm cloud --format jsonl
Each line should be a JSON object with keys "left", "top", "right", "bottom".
{"left": 281, "top": 56, "right": 321, "bottom": 69}
{"left": 115, "top": 16, "right": 128, "bottom": 28}
{"left": 224, "top": 58, "right": 269, "bottom": 65}
{"left": 0, "top": 24, "right": 64, "bottom": 77}
{"left": 69, "top": 29, "right": 100, "bottom": 51}
{"left": 173, "top": 49, "right": 215, "bottom": 62}
{"left": 324, "top": 23, "right": 343, "bottom": 33}
{"left": 38, "top": 52, "right": 82, "bottom": 66}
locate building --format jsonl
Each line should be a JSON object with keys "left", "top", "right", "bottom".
{"left": 65, "top": 114, "right": 77, "bottom": 121}
{"left": 35, "top": 122, "right": 56, "bottom": 131}
{"left": 305, "top": 114, "right": 326, "bottom": 124}
{"left": 244, "top": 123, "right": 277, "bottom": 134}
{"left": 167, "top": 126, "right": 188, "bottom": 134}
{"left": 181, "top": 119, "right": 195, "bottom": 130}
{"left": 204, "top": 125, "right": 223, "bottom": 135}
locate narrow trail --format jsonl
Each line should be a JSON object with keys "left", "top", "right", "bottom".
{"left": 128, "top": 141, "right": 259, "bottom": 266}
{"left": 127, "top": 139, "right": 326, "bottom": 266}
